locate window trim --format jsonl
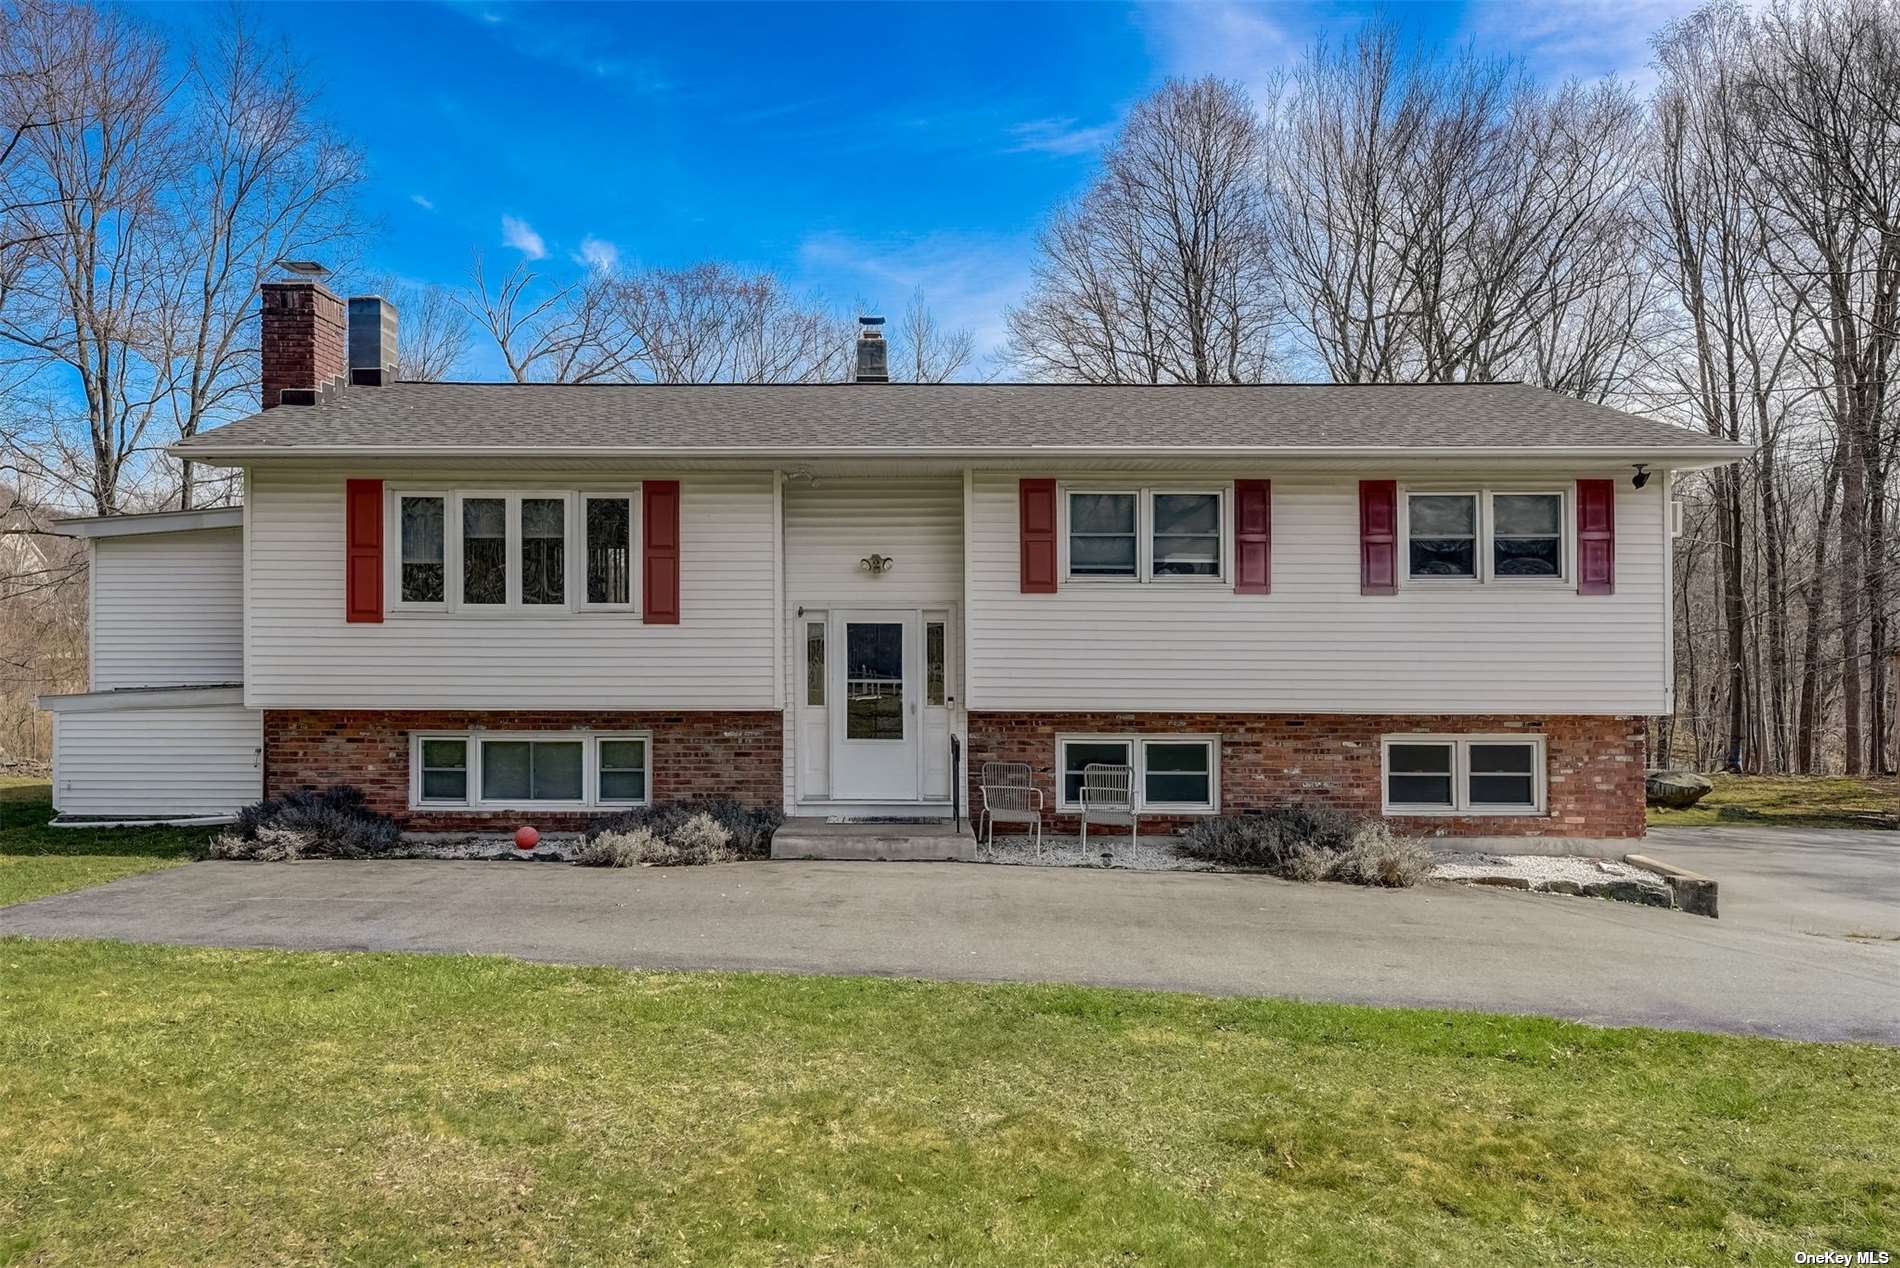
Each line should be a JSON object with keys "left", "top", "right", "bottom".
{"left": 409, "top": 730, "right": 653, "bottom": 811}
{"left": 1400, "top": 485, "right": 1572, "bottom": 587}
{"left": 384, "top": 486, "right": 641, "bottom": 618}
{"left": 393, "top": 490, "right": 451, "bottom": 612}
{"left": 579, "top": 491, "right": 640, "bottom": 612}
{"left": 1054, "top": 733, "right": 1221, "bottom": 813}
{"left": 1059, "top": 484, "right": 1231, "bottom": 585}
{"left": 1380, "top": 734, "right": 1547, "bottom": 816}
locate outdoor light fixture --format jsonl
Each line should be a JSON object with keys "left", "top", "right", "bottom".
{"left": 1632, "top": 464, "right": 1651, "bottom": 489}
{"left": 859, "top": 553, "right": 896, "bottom": 575}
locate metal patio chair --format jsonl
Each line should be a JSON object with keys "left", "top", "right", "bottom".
{"left": 1079, "top": 763, "right": 1138, "bottom": 856}
{"left": 978, "top": 761, "right": 1042, "bottom": 857}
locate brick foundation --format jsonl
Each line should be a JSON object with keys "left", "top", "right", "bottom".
{"left": 966, "top": 712, "right": 1646, "bottom": 838}
{"left": 264, "top": 709, "right": 783, "bottom": 830}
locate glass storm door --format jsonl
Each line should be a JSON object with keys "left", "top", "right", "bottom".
{"left": 830, "top": 610, "right": 919, "bottom": 801}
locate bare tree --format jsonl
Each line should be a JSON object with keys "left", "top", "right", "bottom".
{"left": 614, "top": 263, "right": 852, "bottom": 383}
{"left": 893, "top": 286, "right": 975, "bottom": 382}
{"left": 1267, "top": 24, "right": 1658, "bottom": 395}
{"left": 158, "top": 8, "right": 361, "bottom": 506}
{"left": 460, "top": 254, "right": 637, "bottom": 383}
{"left": 394, "top": 284, "right": 470, "bottom": 381}
{"left": 1008, "top": 76, "right": 1276, "bottom": 383}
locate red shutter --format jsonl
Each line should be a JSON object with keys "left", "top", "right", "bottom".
{"left": 1359, "top": 480, "right": 1398, "bottom": 595}
{"left": 1576, "top": 478, "right": 1616, "bottom": 595}
{"left": 1234, "top": 479, "right": 1271, "bottom": 594}
{"left": 344, "top": 478, "right": 383, "bottom": 623}
{"left": 643, "top": 480, "right": 680, "bottom": 624}
{"left": 1019, "top": 478, "right": 1058, "bottom": 594}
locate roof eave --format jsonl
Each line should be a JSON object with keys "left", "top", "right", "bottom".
{"left": 167, "top": 442, "right": 1754, "bottom": 467}
{"left": 53, "top": 506, "right": 245, "bottom": 539}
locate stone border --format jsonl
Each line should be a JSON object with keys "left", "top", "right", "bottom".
{"left": 1624, "top": 853, "right": 1720, "bottom": 918}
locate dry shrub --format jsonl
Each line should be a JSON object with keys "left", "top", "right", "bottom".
{"left": 575, "top": 814, "right": 735, "bottom": 867}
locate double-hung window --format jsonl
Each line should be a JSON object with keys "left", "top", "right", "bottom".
{"left": 1064, "top": 487, "right": 1225, "bottom": 583}
{"left": 389, "top": 487, "right": 639, "bottom": 615}
{"left": 1055, "top": 735, "right": 1219, "bottom": 812}
{"left": 412, "top": 732, "right": 651, "bottom": 810}
{"left": 1404, "top": 488, "right": 1567, "bottom": 583}
{"left": 1382, "top": 735, "right": 1545, "bottom": 814}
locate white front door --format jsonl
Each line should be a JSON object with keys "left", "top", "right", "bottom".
{"left": 829, "top": 609, "right": 919, "bottom": 801}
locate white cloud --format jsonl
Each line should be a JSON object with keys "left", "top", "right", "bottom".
{"left": 1460, "top": 0, "right": 1704, "bottom": 90}
{"left": 1136, "top": 1, "right": 1300, "bottom": 96}
{"left": 409, "top": 193, "right": 435, "bottom": 211}
{"left": 1007, "top": 117, "right": 1116, "bottom": 157}
{"left": 576, "top": 235, "right": 620, "bottom": 273}
{"left": 500, "top": 214, "right": 547, "bottom": 260}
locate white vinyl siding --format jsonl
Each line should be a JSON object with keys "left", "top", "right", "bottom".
{"left": 245, "top": 466, "right": 775, "bottom": 710}
{"left": 52, "top": 700, "right": 261, "bottom": 816}
{"left": 781, "top": 478, "right": 964, "bottom": 606}
{"left": 90, "top": 528, "right": 244, "bottom": 690}
{"left": 967, "top": 471, "right": 1668, "bottom": 714}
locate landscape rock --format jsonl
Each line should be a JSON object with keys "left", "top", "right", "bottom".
{"left": 1469, "top": 875, "right": 1532, "bottom": 890}
{"left": 1536, "top": 880, "right": 1583, "bottom": 896}
{"left": 1645, "top": 770, "right": 1714, "bottom": 809}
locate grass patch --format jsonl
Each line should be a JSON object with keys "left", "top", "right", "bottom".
{"left": 0, "top": 940, "right": 1895, "bottom": 1265}
{"left": 1648, "top": 773, "right": 1897, "bottom": 829}
{"left": 0, "top": 784, "right": 212, "bottom": 908}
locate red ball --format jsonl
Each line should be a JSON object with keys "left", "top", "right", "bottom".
{"left": 514, "top": 825, "right": 540, "bottom": 851}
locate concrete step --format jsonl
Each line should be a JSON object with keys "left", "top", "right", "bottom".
{"left": 770, "top": 817, "right": 976, "bottom": 862}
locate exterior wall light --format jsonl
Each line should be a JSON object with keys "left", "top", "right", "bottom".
{"left": 859, "top": 554, "right": 896, "bottom": 575}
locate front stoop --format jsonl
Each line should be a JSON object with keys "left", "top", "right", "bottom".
{"left": 770, "top": 818, "right": 976, "bottom": 862}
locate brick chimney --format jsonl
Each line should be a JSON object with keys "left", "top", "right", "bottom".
{"left": 260, "top": 279, "right": 346, "bottom": 408}
{"left": 854, "top": 315, "right": 888, "bottom": 383}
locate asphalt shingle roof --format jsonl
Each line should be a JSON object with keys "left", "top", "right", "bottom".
{"left": 172, "top": 381, "right": 1741, "bottom": 456}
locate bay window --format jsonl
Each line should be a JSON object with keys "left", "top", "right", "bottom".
{"left": 1382, "top": 735, "right": 1545, "bottom": 814}
{"left": 1056, "top": 735, "right": 1219, "bottom": 812}
{"left": 412, "top": 731, "right": 651, "bottom": 809}
{"left": 1403, "top": 488, "right": 1568, "bottom": 583}
{"left": 1065, "top": 487, "right": 1226, "bottom": 583}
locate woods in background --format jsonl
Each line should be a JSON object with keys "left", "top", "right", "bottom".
{"left": 0, "top": 0, "right": 1895, "bottom": 776}
{"left": 1003, "top": 0, "right": 1900, "bottom": 777}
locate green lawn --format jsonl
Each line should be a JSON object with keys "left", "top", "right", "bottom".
{"left": 0, "top": 782, "right": 213, "bottom": 907}
{"left": 1648, "top": 773, "right": 1898, "bottom": 829}
{"left": 0, "top": 940, "right": 1894, "bottom": 1265}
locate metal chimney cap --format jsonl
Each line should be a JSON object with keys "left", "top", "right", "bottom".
{"left": 859, "top": 315, "right": 885, "bottom": 327}
{"left": 281, "top": 260, "right": 331, "bottom": 277}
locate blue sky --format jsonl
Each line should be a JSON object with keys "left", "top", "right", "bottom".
{"left": 139, "top": 0, "right": 1694, "bottom": 377}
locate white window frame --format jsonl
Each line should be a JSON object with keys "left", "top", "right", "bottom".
{"left": 392, "top": 490, "right": 452, "bottom": 612}
{"left": 1059, "top": 485, "right": 1231, "bottom": 585}
{"left": 1400, "top": 485, "right": 1572, "bottom": 587}
{"left": 409, "top": 730, "right": 653, "bottom": 811}
{"left": 1055, "top": 734, "right": 1221, "bottom": 813}
{"left": 384, "top": 486, "right": 641, "bottom": 617}
{"left": 579, "top": 491, "right": 640, "bottom": 612}
{"left": 1380, "top": 734, "right": 1547, "bottom": 816}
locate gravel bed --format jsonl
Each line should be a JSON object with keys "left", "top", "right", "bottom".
{"left": 387, "top": 833, "right": 586, "bottom": 862}
{"left": 982, "top": 835, "right": 1215, "bottom": 872}
{"left": 1432, "top": 852, "right": 1652, "bottom": 887}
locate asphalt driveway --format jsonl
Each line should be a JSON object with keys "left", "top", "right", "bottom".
{"left": 4, "top": 828, "right": 1897, "bottom": 1044}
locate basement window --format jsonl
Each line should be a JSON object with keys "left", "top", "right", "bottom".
{"left": 1055, "top": 735, "right": 1219, "bottom": 813}
{"left": 410, "top": 732, "right": 651, "bottom": 810}
{"left": 1381, "top": 736, "right": 1545, "bottom": 815}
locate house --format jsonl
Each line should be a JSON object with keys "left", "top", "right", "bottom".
{"left": 40, "top": 280, "right": 1747, "bottom": 839}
